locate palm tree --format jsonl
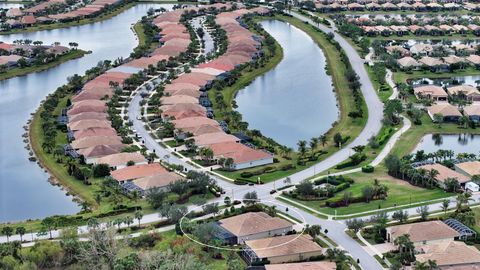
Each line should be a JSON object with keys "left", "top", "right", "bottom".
{"left": 1, "top": 226, "right": 13, "bottom": 242}
{"left": 135, "top": 210, "right": 144, "bottom": 227}
{"left": 297, "top": 140, "right": 307, "bottom": 158}
{"left": 441, "top": 199, "right": 450, "bottom": 215}
{"left": 309, "top": 137, "right": 319, "bottom": 154}
{"left": 16, "top": 227, "right": 26, "bottom": 242}
{"left": 427, "top": 169, "right": 439, "bottom": 188}
{"left": 319, "top": 134, "right": 327, "bottom": 147}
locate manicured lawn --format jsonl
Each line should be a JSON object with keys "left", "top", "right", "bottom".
{"left": 0, "top": 50, "right": 87, "bottom": 81}
{"left": 366, "top": 64, "right": 392, "bottom": 102}
{"left": 283, "top": 167, "right": 452, "bottom": 216}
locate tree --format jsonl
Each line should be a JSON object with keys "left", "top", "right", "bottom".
{"left": 125, "top": 216, "right": 134, "bottom": 228}
{"left": 16, "top": 227, "right": 26, "bottom": 242}
{"left": 283, "top": 177, "right": 292, "bottom": 186}
{"left": 383, "top": 99, "right": 403, "bottom": 126}
{"left": 334, "top": 133, "right": 343, "bottom": 147}
{"left": 224, "top": 196, "right": 231, "bottom": 206}
{"left": 385, "top": 154, "right": 401, "bottom": 176}
{"left": 392, "top": 210, "right": 409, "bottom": 223}
{"left": 193, "top": 222, "right": 218, "bottom": 246}
{"left": 304, "top": 224, "right": 321, "bottom": 239}
{"left": 134, "top": 210, "right": 143, "bottom": 227}
{"left": 159, "top": 203, "right": 187, "bottom": 223}
{"left": 1, "top": 226, "right": 13, "bottom": 242}
{"left": 343, "top": 191, "right": 353, "bottom": 206}
{"left": 362, "top": 185, "right": 374, "bottom": 203}
{"left": 441, "top": 199, "right": 450, "bottom": 215}
{"left": 146, "top": 188, "right": 167, "bottom": 209}
{"left": 296, "top": 179, "right": 315, "bottom": 196}
{"left": 297, "top": 140, "right": 307, "bottom": 158}
{"left": 433, "top": 113, "right": 444, "bottom": 127}
{"left": 169, "top": 179, "right": 189, "bottom": 196}
{"left": 202, "top": 202, "right": 220, "bottom": 217}
{"left": 93, "top": 163, "right": 110, "bottom": 177}
{"left": 394, "top": 234, "right": 415, "bottom": 264}
{"left": 243, "top": 191, "right": 258, "bottom": 205}
{"left": 417, "top": 205, "right": 429, "bottom": 221}
{"left": 41, "top": 216, "right": 57, "bottom": 239}
{"left": 77, "top": 225, "right": 120, "bottom": 269}
{"left": 346, "top": 218, "right": 365, "bottom": 233}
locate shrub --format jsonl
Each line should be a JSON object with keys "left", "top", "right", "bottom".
{"left": 362, "top": 165, "right": 374, "bottom": 173}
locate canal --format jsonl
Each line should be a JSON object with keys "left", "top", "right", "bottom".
{"left": 0, "top": 3, "right": 172, "bottom": 222}
{"left": 235, "top": 20, "right": 339, "bottom": 149}
{"left": 413, "top": 133, "right": 480, "bottom": 156}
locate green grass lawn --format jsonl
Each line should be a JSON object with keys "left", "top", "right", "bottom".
{"left": 393, "top": 67, "right": 480, "bottom": 84}
{"left": 0, "top": 50, "right": 87, "bottom": 81}
{"left": 284, "top": 167, "right": 452, "bottom": 216}
{"left": 366, "top": 64, "right": 392, "bottom": 102}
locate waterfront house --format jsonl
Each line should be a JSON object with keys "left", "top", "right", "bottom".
{"left": 466, "top": 54, "right": 480, "bottom": 68}
{"left": 427, "top": 103, "right": 462, "bottom": 122}
{"left": 419, "top": 56, "right": 448, "bottom": 72}
{"left": 417, "top": 163, "right": 470, "bottom": 188}
{"left": 216, "top": 212, "right": 293, "bottom": 244}
{"left": 446, "top": 85, "right": 480, "bottom": 102}
{"left": 386, "top": 220, "right": 460, "bottom": 244}
{"left": 243, "top": 234, "right": 323, "bottom": 265}
{"left": 71, "top": 135, "right": 123, "bottom": 150}
{"left": 95, "top": 152, "right": 147, "bottom": 169}
{"left": 131, "top": 172, "right": 183, "bottom": 194}
{"left": 192, "top": 132, "right": 240, "bottom": 147}
{"left": 110, "top": 163, "right": 168, "bottom": 183}
{"left": 264, "top": 262, "right": 336, "bottom": 270}
{"left": 413, "top": 85, "right": 448, "bottom": 101}
{"left": 463, "top": 104, "right": 480, "bottom": 122}
{"left": 454, "top": 161, "right": 480, "bottom": 177}
{"left": 72, "top": 127, "right": 117, "bottom": 140}
{"left": 77, "top": 144, "right": 125, "bottom": 164}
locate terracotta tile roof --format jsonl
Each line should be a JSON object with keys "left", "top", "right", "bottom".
{"left": 398, "top": 57, "right": 420, "bottom": 68}
{"left": 72, "top": 88, "right": 113, "bottom": 102}
{"left": 164, "top": 83, "right": 201, "bottom": 94}
{"left": 73, "top": 127, "right": 117, "bottom": 140}
{"left": 388, "top": 220, "right": 460, "bottom": 243}
{"left": 71, "top": 135, "right": 123, "bottom": 149}
{"left": 416, "top": 241, "right": 480, "bottom": 267}
{"left": 219, "top": 212, "right": 292, "bottom": 237}
{"left": 265, "top": 262, "right": 336, "bottom": 270}
{"left": 161, "top": 103, "right": 207, "bottom": 120}
{"left": 419, "top": 163, "right": 470, "bottom": 184}
{"left": 464, "top": 104, "right": 480, "bottom": 116}
{"left": 419, "top": 56, "right": 444, "bottom": 67}
{"left": 447, "top": 85, "right": 480, "bottom": 97}
{"left": 68, "top": 119, "right": 111, "bottom": 131}
{"left": 67, "top": 100, "right": 106, "bottom": 116}
{"left": 69, "top": 112, "right": 108, "bottom": 122}
{"left": 171, "top": 72, "right": 216, "bottom": 86}
{"left": 21, "top": 15, "right": 36, "bottom": 25}
{"left": 246, "top": 234, "right": 322, "bottom": 259}
{"left": 77, "top": 144, "right": 125, "bottom": 159}
{"left": 172, "top": 116, "right": 220, "bottom": 130}
{"left": 193, "top": 132, "right": 239, "bottom": 147}
{"left": 442, "top": 55, "right": 465, "bottom": 65}
{"left": 132, "top": 172, "right": 182, "bottom": 190}
{"left": 466, "top": 55, "right": 480, "bottom": 65}
{"left": 96, "top": 152, "right": 147, "bottom": 167}
{"left": 414, "top": 85, "right": 447, "bottom": 98}
{"left": 208, "top": 142, "right": 272, "bottom": 164}
{"left": 455, "top": 161, "right": 480, "bottom": 176}
{"left": 427, "top": 103, "right": 462, "bottom": 118}
{"left": 161, "top": 95, "right": 198, "bottom": 105}
{"left": 188, "top": 124, "right": 223, "bottom": 136}
{"left": 110, "top": 163, "right": 168, "bottom": 181}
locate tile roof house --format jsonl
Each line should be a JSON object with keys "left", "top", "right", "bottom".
{"left": 95, "top": 152, "right": 147, "bottom": 169}
{"left": 68, "top": 119, "right": 111, "bottom": 131}
{"left": 110, "top": 163, "right": 168, "bottom": 182}
{"left": 419, "top": 56, "right": 448, "bottom": 71}
{"left": 414, "top": 85, "right": 448, "bottom": 101}
{"left": 463, "top": 104, "right": 480, "bottom": 122}
{"left": 77, "top": 144, "right": 125, "bottom": 164}
{"left": 208, "top": 142, "right": 274, "bottom": 170}
{"left": 265, "top": 262, "right": 336, "bottom": 270}
{"left": 244, "top": 234, "right": 323, "bottom": 264}
{"left": 192, "top": 132, "right": 240, "bottom": 147}
{"left": 466, "top": 54, "right": 480, "bottom": 66}
{"left": 454, "top": 161, "right": 480, "bottom": 177}
{"left": 446, "top": 85, "right": 480, "bottom": 102}
{"left": 416, "top": 241, "right": 480, "bottom": 268}
{"left": 386, "top": 220, "right": 460, "bottom": 244}
{"left": 71, "top": 135, "right": 123, "bottom": 150}
{"left": 397, "top": 56, "right": 421, "bottom": 70}
{"left": 417, "top": 163, "right": 471, "bottom": 188}
{"left": 68, "top": 112, "right": 108, "bottom": 123}
{"left": 73, "top": 127, "right": 117, "bottom": 140}
{"left": 427, "top": 103, "right": 462, "bottom": 122}
{"left": 217, "top": 212, "right": 293, "bottom": 244}
{"left": 132, "top": 172, "right": 183, "bottom": 193}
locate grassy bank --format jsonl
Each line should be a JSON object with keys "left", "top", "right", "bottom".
{"left": 217, "top": 14, "right": 368, "bottom": 182}
{"left": 0, "top": 50, "right": 87, "bottom": 81}
{"left": 393, "top": 67, "right": 480, "bottom": 84}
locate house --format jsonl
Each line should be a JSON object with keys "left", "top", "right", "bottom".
{"left": 95, "top": 152, "right": 147, "bottom": 169}
{"left": 71, "top": 135, "right": 123, "bottom": 150}
{"left": 192, "top": 132, "right": 240, "bottom": 147}
{"left": 77, "top": 144, "right": 125, "bottom": 164}
{"left": 419, "top": 56, "right": 448, "bottom": 72}
{"left": 416, "top": 241, "right": 480, "bottom": 269}
{"left": 130, "top": 172, "right": 183, "bottom": 194}
{"left": 466, "top": 54, "right": 480, "bottom": 68}
{"left": 386, "top": 220, "right": 460, "bottom": 245}
{"left": 172, "top": 116, "right": 221, "bottom": 138}
{"left": 0, "top": 55, "right": 23, "bottom": 68}
{"left": 397, "top": 57, "right": 421, "bottom": 70}
{"left": 442, "top": 55, "right": 466, "bottom": 68}
{"left": 386, "top": 46, "right": 410, "bottom": 57}
{"left": 264, "top": 261, "right": 336, "bottom": 270}
{"left": 410, "top": 43, "right": 434, "bottom": 56}
{"left": 110, "top": 163, "right": 168, "bottom": 182}
{"left": 72, "top": 127, "right": 117, "bottom": 140}
{"left": 217, "top": 212, "right": 293, "bottom": 244}
{"left": 68, "top": 119, "right": 112, "bottom": 131}
{"left": 446, "top": 85, "right": 480, "bottom": 102}
{"left": 427, "top": 103, "right": 462, "bottom": 122}
{"left": 413, "top": 85, "right": 448, "bottom": 101}
{"left": 208, "top": 141, "right": 274, "bottom": 170}
{"left": 454, "top": 161, "right": 480, "bottom": 177}
{"left": 243, "top": 234, "right": 323, "bottom": 264}
{"left": 417, "top": 163, "right": 471, "bottom": 188}
{"left": 463, "top": 104, "right": 480, "bottom": 122}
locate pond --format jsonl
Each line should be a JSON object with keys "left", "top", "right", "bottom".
{"left": 0, "top": 3, "right": 173, "bottom": 222}
{"left": 0, "top": 3, "right": 23, "bottom": 9}
{"left": 410, "top": 75, "right": 480, "bottom": 87}
{"left": 235, "top": 20, "right": 339, "bottom": 149}
{"left": 413, "top": 133, "right": 480, "bottom": 155}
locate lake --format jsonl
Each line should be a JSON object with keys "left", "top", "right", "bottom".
{"left": 235, "top": 20, "right": 339, "bottom": 149}
{"left": 0, "top": 3, "right": 173, "bottom": 222}
{"left": 413, "top": 133, "right": 480, "bottom": 155}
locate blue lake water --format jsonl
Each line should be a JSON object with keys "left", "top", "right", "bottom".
{"left": 0, "top": 3, "right": 172, "bottom": 222}
{"left": 235, "top": 20, "right": 339, "bottom": 149}
{"left": 413, "top": 134, "right": 480, "bottom": 155}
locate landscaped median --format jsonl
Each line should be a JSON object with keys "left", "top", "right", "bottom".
{"left": 214, "top": 13, "right": 369, "bottom": 183}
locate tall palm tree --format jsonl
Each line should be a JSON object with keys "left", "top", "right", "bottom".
{"left": 297, "top": 140, "right": 307, "bottom": 158}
